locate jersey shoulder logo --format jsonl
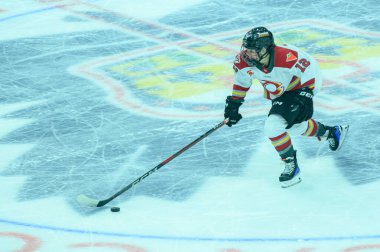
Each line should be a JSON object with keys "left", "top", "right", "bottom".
{"left": 286, "top": 52, "right": 297, "bottom": 62}
{"left": 274, "top": 46, "right": 298, "bottom": 69}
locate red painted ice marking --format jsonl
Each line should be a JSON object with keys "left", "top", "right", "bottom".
{"left": 221, "top": 249, "right": 241, "bottom": 252}
{"left": 69, "top": 242, "right": 147, "bottom": 251}
{"left": 343, "top": 244, "right": 380, "bottom": 251}
{"left": 0, "top": 232, "right": 42, "bottom": 252}
{"left": 296, "top": 248, "right": 316, "bottom": 252}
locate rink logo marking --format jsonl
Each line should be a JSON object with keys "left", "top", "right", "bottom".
{"left": 7, "top": 3, "right": 378, "bottom": 120}
{"left": 1, "top": 218, "right": 380, "bottom": 243}
{"left": 9, "top": 1, "right": 379, "bottom": 119}
{"left": 56, "top": 2, "right": 380, "bottom": 118}
{"left": 71, "top": 24, "right": 379, "bottom": 119}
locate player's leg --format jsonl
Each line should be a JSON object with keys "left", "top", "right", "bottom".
{"left": 264, "top": 88, "right": 315, "bottom": 187}
{"left": 265, "top": 91, "right": 304, "bottom": 188}
{"left": 290, "top": 119, "right": 349, "bottom": 151}
{"left": 265, "top": 114, "right": 301, "bottom": 188}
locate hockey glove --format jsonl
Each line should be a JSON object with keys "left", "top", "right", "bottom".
{"left": 224, "top": 96, "right": 243, "bottom": 127}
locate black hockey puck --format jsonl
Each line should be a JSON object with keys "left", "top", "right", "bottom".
{"left": 110, "top": 207, "right": 120, "bottom": 212}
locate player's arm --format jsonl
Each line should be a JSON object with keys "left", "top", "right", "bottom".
{"left": 224, "top": 57, "right": 252, "bottom": 127}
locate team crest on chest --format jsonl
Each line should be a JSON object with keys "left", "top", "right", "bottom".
{"left": 262, "top": 80, "right": 284, "bottom": 96}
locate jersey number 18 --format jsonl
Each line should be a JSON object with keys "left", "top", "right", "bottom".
{"left": 295, "top": 58, "right": 310, "bottom": 73}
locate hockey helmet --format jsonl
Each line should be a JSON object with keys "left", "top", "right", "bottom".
{"left": 242, "top": 27, "right": 274, "bottom": 53}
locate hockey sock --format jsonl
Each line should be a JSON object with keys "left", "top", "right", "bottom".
{"left": 269, "top": 132, "right": 295, "bottom": 159}
{"left": 302, "top": 119, "right": 329, "bottom": 138}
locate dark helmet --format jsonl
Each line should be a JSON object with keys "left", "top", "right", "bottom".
{"left": 242, "top": 27, "right": 274, "bottom": 53}
{"left": 241, "top": 27, "right": 274, "bottom": 66}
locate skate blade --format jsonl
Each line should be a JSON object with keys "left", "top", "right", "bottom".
{"left": 336, "top": 125, "right": 349, "bottom": 151}
{"left": 281, "top": 176, "right": 302, "bottom": 188}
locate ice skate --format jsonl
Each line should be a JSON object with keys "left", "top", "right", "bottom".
{"left": 327, "top": 125, "right": 349, "bottom": 151}
{"left": 279, "top": 151, "right": 302, "bottom": 188}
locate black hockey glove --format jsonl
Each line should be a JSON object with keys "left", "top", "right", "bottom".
{"left": 224, "top": 96, "right": 243, "bottom": 127}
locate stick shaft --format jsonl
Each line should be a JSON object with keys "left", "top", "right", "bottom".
{"left": 95, "top": 119, "right": 228, "bottom": 207}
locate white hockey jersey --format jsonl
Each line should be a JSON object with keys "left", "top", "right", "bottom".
{"left": 231, "top": 44, "right": 321, "bottom": 100}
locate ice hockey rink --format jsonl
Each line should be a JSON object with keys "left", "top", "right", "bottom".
{"left": 0, "top": 0, "right": 380, "bottom": 251}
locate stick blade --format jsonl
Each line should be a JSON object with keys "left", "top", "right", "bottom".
{"left": 76, "top": 194, "right": 100, "bottom": 207}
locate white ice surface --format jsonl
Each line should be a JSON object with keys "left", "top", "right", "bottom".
{"left": 0, "top": 1, "right": 379, "bottom": 252}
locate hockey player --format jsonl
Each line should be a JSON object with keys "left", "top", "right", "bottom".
{"left": 224, "top": 27, "right": 349, "bottom": 188}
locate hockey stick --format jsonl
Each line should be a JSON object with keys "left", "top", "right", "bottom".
{"left": 77, "top": 119, "right": 229, "bottom": 207}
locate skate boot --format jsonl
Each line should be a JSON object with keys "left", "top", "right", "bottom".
{"left": 279, "top": 151, "right": 302, "bottom": 188}
{"left": 327, "top": 125, "right": 349, "bottom": 151}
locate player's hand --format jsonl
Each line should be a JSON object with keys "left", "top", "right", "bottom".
{"left": 224, "top": 96, "right": 243, "bottom": 127}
